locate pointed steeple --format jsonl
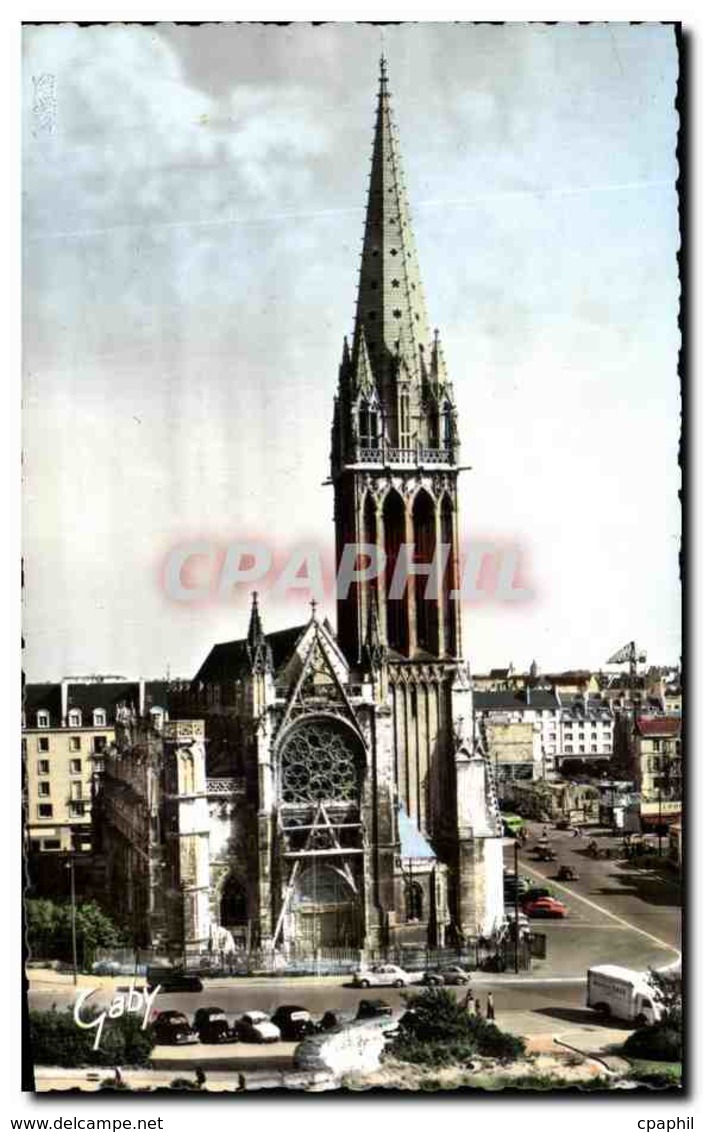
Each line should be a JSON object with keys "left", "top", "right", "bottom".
{"left": 352, "top": 58, "right": 431, "bottom": 394}
{"left": 246, "top": 592, "right": 271, "bottom": 673}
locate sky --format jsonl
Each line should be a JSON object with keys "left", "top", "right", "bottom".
{"left": 21, "top": 21, "right": 681, "bottom": 681}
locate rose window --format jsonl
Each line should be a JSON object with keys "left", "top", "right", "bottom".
{"left": 279, "top": 721, "right": 360, "bottom": 804}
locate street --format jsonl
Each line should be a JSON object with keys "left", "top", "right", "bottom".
{"left": 28, "top": 819, "right": 681, "bottom": 1073}
{"left": 505, "top": 820, "right": 681, "bottom": 976}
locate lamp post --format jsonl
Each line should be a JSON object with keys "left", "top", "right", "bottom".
{"left": 65, "top": 855, "right": 78, "bottom": 985}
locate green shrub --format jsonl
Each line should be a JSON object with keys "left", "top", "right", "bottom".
{"left": 623, "top": 1025, "right": 682, "bottom": 1063}
{"left": 627, "top": 1061, "right": 682, "bottom": 1088}
{"left": 29, "top": 1008, "right": 154, "bottom": 1068}
{"left": 389, "top": 988, "right": 525, "bottom": 1065}
{"left": 388, "top": 1033, "right": 478, "bottom": 1066}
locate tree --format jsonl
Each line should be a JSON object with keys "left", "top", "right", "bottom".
{"left": 649, "top": 967, "right": 682, "bottom": 1027}
{"left": 25, "top": 899, "right": 124, "bottom": 966}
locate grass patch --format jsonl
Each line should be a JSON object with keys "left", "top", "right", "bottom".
{"left": 627, "top": 1060, "right": 682, "bottom": 1088}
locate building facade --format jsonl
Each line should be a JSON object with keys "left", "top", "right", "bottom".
{"left": 632, "top": 715, "right": 682, "bottom": 828}
{"left": 97, "top": 62, "right": 505, "bottom": 958}
{"left": 23, "top": 679, "right": 167, "bottom": 855}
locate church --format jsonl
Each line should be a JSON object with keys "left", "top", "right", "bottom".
{"left": 99, "top": 61, "right": 505, "bottom": 959}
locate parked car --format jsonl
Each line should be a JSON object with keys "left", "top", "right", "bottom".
{"left": 523, "top": 896, "right": 568, "bottom": 918}
{"left": 150, "top": 1010, "right": 199, "bottom": 1045}
{"left": 234, "top": 1011, "right": 281, "bottom": 1043}
{"left": 351, "top": 964, "right": 410, "bottom": 988}
{"left": 193, "top": 1006, "right": 237, "bottom": 1044}
{"left": 317, "top": 1009, "right": 351, "bottom": 1032}
{"left": 420, "top": 965, "right": 471, "bottom": 986}
{"left": 505, "top": 909, "right": 531, "bottom": 930}
{"left": 270, "top": 1005, "right": 316, "bottom": 1041}
{"left": 501, "top": 813, "right": 524, "bottom": 837}
{"left": 91, "top": 959, "right": 123, "bottom": 976}
{"left": 356, "top": 999, "right": 393, "bottom": 1020}
{"left": 519, "top": 886, "right": 553, "bottom": 906}
{"left": 503, "top": 872, "right": 530, "bottom": 892}
{"left": 146, "top": 967, "right": 203, "bottom": 994}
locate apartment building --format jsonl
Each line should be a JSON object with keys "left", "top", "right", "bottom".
{"left": 23, "top": 678, "right": 168, "bottom": 853}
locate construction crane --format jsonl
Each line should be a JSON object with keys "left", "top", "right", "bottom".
{"left": 607, "top": 641, "right": 647, "bottom": 678}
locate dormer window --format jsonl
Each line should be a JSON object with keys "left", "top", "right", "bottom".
{"left": 37, "top": 711, "right": 49, "bottom": 729}
{"left": 68, "top": 709, "right": 82, "bottom": 728}
{"left": 93, "top": 709, "right": 107, "bottom": 728}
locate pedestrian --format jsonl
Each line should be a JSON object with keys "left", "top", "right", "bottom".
{"left": 463, "top": 987, "right": 474, "bottom": 1011}
{"left": 474, "top": 998, "right": 482, "bottom": 1020}
{"left": 237, "top": 1072, "right": 247, "bottom": 1092}
{"left": 486, "top": 992, "right": 495, "bottom": 1021}
{"left": 114, "top": 1067, "right": 123, "bottom": 1087}
{"left": 195, "top": 1067, "right": 206, "bottom": 1090}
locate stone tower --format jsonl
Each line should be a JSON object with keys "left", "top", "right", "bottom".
{"left": 331, "top": 59, "right": 503, "bottom": 937}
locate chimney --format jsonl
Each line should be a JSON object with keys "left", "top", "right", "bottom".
{"left": 61, "top": 679, "right": 69, "bottom": 725}
{"left": 139, "top": 679, "right": 145, "bottom": 716}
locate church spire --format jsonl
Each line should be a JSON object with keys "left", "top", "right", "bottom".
{"left": 352, "top": 58, "right": 431, "bottom": 395}
{"left": 246, "top": 591, "right": 271, "bottom": 673}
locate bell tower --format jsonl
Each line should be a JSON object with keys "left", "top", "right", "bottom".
{"left": 331, "top": 57, "right": 462, "bottom": 668}
{"left": 330, "top": 60, "right": 503, "bottom": 939}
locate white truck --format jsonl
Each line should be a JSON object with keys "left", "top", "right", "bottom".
{"left": 586, "top": 965, "right": 662, "bottom": 1026}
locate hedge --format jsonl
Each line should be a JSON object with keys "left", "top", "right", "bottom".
{"left": 29, "top": 1008, "right": 154, "bottom": 1068}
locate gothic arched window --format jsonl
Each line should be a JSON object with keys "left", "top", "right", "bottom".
{"left": 442, "top": 402, "right": 453, "bottom": 449}
{"left": 399, "top": 390, "right": 411, "bottom": 449}
{"left": 405, "top": 880, "right": 423, "bottom": 922}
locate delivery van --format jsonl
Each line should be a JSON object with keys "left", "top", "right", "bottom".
{"left": 586, "top": 964, "right": 662, "bottom": 1027}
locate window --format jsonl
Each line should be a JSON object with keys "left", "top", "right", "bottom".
{"left": 92, "top": 757, "right": 104, "bottom": 774}
{"left": 565, "top": 745, "right": 573, "bottom": 754}
{"left": 69, "top": 736, "right": 81, "bottom": 752}
{"left": 590, "top": 745, "right": 598, "bottom": 753}
{"left": 38, "top": 782, "right": 50, "bottom": 797}
{"left": 604, "top": 744, "right": 612, "bottom": 753}
{"left": 37, "top": 736, "right": 50, "bottom": 753}
{"left": 93, "top": 736, "right": 107, "bottom": 754}
{"left": 70, "top": 782, "right": 83, "bottom": 801}
{"left": 579, "top": 745, "right": 585, "bottom": 753}
{"left": 22, "top": 738, "right": 27, "bottom": 758}
{"left": 37, "top": 760, "right": 49, "bottom": 775}
{"left": 37, "top": 804, "right": 53, "bottom": 819}
{"left": 399, "top": 390, "right": 411, "bottom": 449}
{"left": 405, "top": 881, "right": 423, "bottom": 922}
{"left": 652, "top": 740, "right": 660, "bottom": 752}
{"left": 67, "top": 710, "right": 82, "bottom": 727}
{"left": 69, "top": 801, "right": 86, "bottom": 817}
{"left": 69, "top": 759, "right": 82, "bottom": 775}
{"left": 37, "top": 711, "right": 49, "bottom": 728}
{"left": 41, "top": 839, "right": 61, "bottom": 851}
{"left": 93, "top": 709, "right": 107, "bottom": 727}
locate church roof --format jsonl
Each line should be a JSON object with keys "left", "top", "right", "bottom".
{"left": 194, "top": 624, "right": 307, "bottom": 683}
{"left": 397, "top": 805, "right": 436, "bottom": 859}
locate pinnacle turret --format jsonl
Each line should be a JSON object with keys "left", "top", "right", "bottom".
{"left": 246, "top": 592, "right": 271, "bottom": 673}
